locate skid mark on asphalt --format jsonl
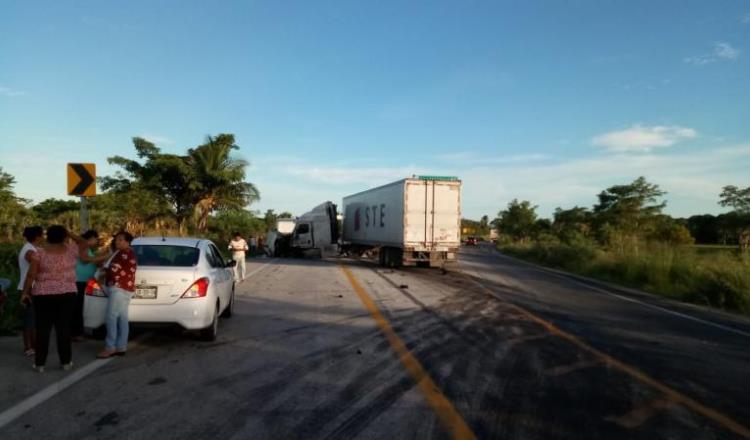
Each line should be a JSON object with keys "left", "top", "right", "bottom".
{"left": 371, "top": 265, "right": 750, "bottom": 438}
{"left": 606, "top": 398, "right": 675, "bottom": 429}
{"left": 543, "top": 359, "right": 600, "bottom": 377}
{"left": 464, "top": 270, "right": 750, "bottom": 439}
{"left": 340, "top": 265, "right": 477, "bottom": 440}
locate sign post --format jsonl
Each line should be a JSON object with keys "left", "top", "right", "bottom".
{"left": 80, "top": 196, "right": 89, "bottom": 232}
{"left": 67, "top": 163, "right": 96, "bottom": 232}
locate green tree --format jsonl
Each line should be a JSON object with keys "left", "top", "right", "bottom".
{"left": 207, "top": 209, "right": 266, "bottom": 252}
{"left": 686, "top": 214, "right": 719, "bottom": 244}
{"left": 719, "top": 185, "right": 750, "bottom": 251}
{"left": 593, "top": 177, "right": 666, "bottom": 251}
{"left": 92, "top": 186, "right": 173, "bottom": 236}
{"left": 0, "top": 167, "right": 32, "bottom": 242}
{"left": 102, "top": 134, "right": 259, "bottom": 235}
{"left": 190, "top": 134, "right": 260, "bottom": 232}
{"left": 479, "top": 215, "right": 490, "bottom": 236}
{"left": 277, "top": 212, "right": 293, "bottom": 219}
{"left": 553, "top": 206, "right": 593, "bottom": 241}
{"left": 103, "top": 137, "right": 197, "bottom": 234}
{"left": 648, "top": 215, "right": 695, "bottom": 246}
{"left": 31, "top": 198, "right": 79, "bottom": 223}
{"left": 719, "top": 185, "right": 750, "bottom": 213}
{"left": 494, "top": 199, "right": 538, "bottom": 243}
{"left": 263, "top": 209, "right": 278, "bottom": 231}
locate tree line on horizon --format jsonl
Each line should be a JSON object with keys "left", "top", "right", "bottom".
{"left": 466, "top": 177, "right": 750, "bottom": 250}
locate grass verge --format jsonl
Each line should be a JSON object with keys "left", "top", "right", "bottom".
{"left": 500, "top": 242, "right": 750, "bottom": 316}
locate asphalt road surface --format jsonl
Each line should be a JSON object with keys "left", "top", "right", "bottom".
{"left": 2, "top": 244, "right": 749, "bottom": 439}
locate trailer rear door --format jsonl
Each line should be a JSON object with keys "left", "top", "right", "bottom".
{"left": 404, "top": 179, "right": 461, "bottom": 249}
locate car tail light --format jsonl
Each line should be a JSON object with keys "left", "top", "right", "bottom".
{"left": 181, "top": 278, "right": 209, "bottom": 298}
{"left": 85, "top": 279, "right": 106, "bottom": 297}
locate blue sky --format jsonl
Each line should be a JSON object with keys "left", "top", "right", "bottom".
{"left": 1, "top": 1, "right": 749, "bottom": 219}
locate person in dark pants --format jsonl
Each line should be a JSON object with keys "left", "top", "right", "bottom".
{"left": 73, "top": 230, "right": 111, "bottom": 341}
{"left": 21, "top": 225, "right": 83, "bottom": 372}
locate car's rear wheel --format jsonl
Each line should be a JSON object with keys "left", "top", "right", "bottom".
{"left": 200, "top": 302, "right": 219, "bottom": 341}
{"left": 221, "top": 287, "right": 234, "bottom": 318}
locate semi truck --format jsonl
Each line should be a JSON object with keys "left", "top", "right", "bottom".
{"left": 264, "top": 217, "right": 296, "bottom": 257}
{"left": 285, "top": 176, "right": 462, "bottom": 267}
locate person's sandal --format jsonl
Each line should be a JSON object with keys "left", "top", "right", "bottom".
{"left": 31, "top": 364, "right": 44, "bottom": 373}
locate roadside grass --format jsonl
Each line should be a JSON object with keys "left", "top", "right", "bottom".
{"left": 693, "top": 244, "right": 738, "bottom": 257}
{"left": 500, "top": 241, "right": 750, "bottom": 316}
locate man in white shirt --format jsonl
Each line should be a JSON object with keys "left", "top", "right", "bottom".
{"left": 228, "top": 232, "right": 248, "bottom": 282}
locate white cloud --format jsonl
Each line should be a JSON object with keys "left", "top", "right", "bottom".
{"left": 684, "top": 42, "right": 740, "bottom": 65}
{"left": 591, "top": 124, "right": 697, "bottom": 152}
{"left": 140, "top": 134, "right": 174, "bottom": 146}
{"left": 0, "top": 86, "right": 26, "bottom": 97}
{"left": 714, "top": 42, "right": 740, "bottom": 60}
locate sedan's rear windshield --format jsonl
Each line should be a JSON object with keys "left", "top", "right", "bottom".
{"left": 133, "top": 245, "right": 200, "bottom": 267}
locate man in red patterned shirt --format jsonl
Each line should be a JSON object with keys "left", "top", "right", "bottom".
{"left": 98, "top": 231, "right": 137, "bottom": 359}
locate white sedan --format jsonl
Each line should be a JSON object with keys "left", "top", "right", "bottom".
{"left": 83, "top": 237, "right": 236, "bottom": 341}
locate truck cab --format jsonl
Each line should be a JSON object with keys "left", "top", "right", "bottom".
{"left": 290, "top": 202, "right": 339, "bottom": 256}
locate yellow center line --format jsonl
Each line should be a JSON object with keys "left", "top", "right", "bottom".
{"left": 340, "top": 265, "right": 476, "bottom": 440}
{"left": 466, "top": 273, "right": 750, "bottom": 439}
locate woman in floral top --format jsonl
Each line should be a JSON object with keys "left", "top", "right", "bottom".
{"left": 98, "top": 231, "right": 137, "bottom": 359}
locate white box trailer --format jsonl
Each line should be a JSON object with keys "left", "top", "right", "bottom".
{"left": 342, "top": 176, "right": 461, "bottom": 267}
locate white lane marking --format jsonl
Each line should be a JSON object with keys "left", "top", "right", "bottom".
{"left": 245, "top": 260, "right": 274, "bottom": 279}
{"left": 0, "top": 358, "right": 113, "bottom": 429}
{"left": 0, "top": 332, "right": 154, "bottom": 429}
{"left": 472, "top": 248, "right": 750, "bottom": 339}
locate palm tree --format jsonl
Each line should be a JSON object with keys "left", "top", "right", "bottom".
{"left": 190, "top": 135, "right": 260, "bottom": 232}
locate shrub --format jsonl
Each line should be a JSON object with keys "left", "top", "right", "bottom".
{"left": 0, "top": 242, "right": 22, "bottom": 334}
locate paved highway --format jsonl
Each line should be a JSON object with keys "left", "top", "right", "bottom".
{"left": 1, "top": 245, "right": 749, "bottom": 439}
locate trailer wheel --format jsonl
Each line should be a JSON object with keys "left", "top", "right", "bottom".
{"left": 382, "top": 247, "right": 403, "bottom": 268}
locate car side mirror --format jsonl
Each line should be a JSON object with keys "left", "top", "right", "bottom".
{"left": 226, "top": 260, "right": 237, "bottom": 268}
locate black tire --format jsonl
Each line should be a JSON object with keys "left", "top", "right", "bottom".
{"left": 383, "top": 247, "right": 402, "bottom": 268}
{"left": 221, "top": 287, "right": 234, "bottom": 318}
{"left": 391, "top": 248, "right": 403, "bottom": 268}
{"left": 200, "top": 303, "right": 219, "bottom": 341}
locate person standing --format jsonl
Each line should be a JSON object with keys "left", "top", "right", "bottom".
{"left": 21, "top": 225, "right": 80, "bottom": 372}
{"left": 98, "top": 231, "right": 137, "bottom": 359}
{"left": 73, "top": 230, "right": 111, "bottom": 341}
{"left": 17, "top": 226, "right": 44, "bottom": 357}
{"left": 228, "top": 232, "right": 248, "bottom": 282}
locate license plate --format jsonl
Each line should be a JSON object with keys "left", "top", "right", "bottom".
{"left": 134, "top": 285, "right": 157, "bottom": 299}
